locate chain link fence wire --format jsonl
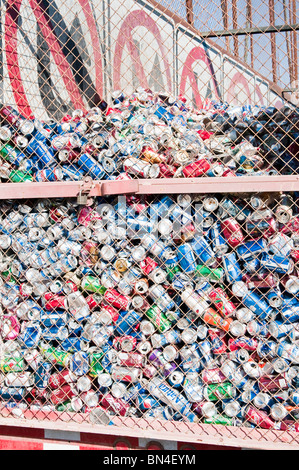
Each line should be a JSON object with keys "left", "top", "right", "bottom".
{"left": 0, "top": 0, "right": 299, "bottom": 449}
{"left": 0, "top": 0, "right": 298, "bottom": 183}
{"left": 0, "top": 192, "right": 298, "bottom": 447}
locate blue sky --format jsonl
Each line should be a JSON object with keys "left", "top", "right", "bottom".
{"left": 157, "top": 0, "right": 298, "bottom": 89}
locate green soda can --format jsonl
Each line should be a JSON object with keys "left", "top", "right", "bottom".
{"left": 196, "top": 265, "right": 224, "bottom": 282}
{"left": 9, "top": 170, "right": 33, "bottom": 182}
{"left": 166, "top": 266, "right": 181, "bottom": 282}
{"left": 89, "top": 349, "right": 104, "bottom": 377}
{"left": 203, "top": 382, "right": 236, "bottom": 402}
{"left": 204, "top": 415, "right": 236, "bottom": 426}
{"left": 81, "top": 275, "right": 107, "bottom": 294}
{"left": 1, "top": 268, "right": 17, "bottom": 283}
{"left": 40, "top": 346, "right": 71, "bottom": 367}
{"left": 0, "top": 355, "right": 25, "bottom": 372}
{"left": 56, "top": 401, "right": 76, "bottom": 412}
{"left": 0, "top": 143, "right": 21, "bottom": 162}
{"left": 145, "top": 305, "right": 172, "bottom": 333}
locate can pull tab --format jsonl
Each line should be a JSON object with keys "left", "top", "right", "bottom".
{"left": 77, "top": 177, "right": 95, "bottom": 206}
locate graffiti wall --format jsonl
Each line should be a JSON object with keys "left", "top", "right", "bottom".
{"left": 0, "top": 0, "right": 284, "bottom": 120}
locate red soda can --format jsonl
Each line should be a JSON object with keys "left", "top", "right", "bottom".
{"left": 19, "top": 283, "right": 33, "bottom": 297}
{"left": 159, "top": 162, "right": 176, "bottom": 178}
{"left": 280, "top": 215, "right": 299, "bottom": 235}
{"left": 64, "top": 280, "right": 78, "bottom": 294}
{"left": 98, "top": 304, "right": 119, "bottom": 324}
{"left": 100, "top": 393, "right": 130, "bottom": 416}
{"left": 258, "top": 374, "right": 289, "bottom": 392}
{"left": 221, "top": 218, "right": 244, "bottom": 247}
{"left": 245, "top": 405, "right": 275, "bottom": 429}
{"left": 29, "top": 387, "right": 49, "bottom": 402}
{"left": 49, "top": 207, "right": 66, "bottom": 223}
{"left": 140, "top": 257, "right": 159, "bottom": 275}
{"left": 182, "top": 159, "right": 210, "bottom": 177}
{"left": 116, "top": 351, "right": 146, "bottom": 368}
{"left": 197, "top": 130, "right": 214, "bottom": 141}
{"left": 291, "top": 249, "right": 299, "bottom": 262}
{"left": 208, "top": 287, "right": 236, "bottom": 317}
{"left": 143, "top": 364, "right": 158, "bottom": 378}
{"left": 208, "top": 329, "right": 227, "bottom": 354}
{"left": 243, "top": 273, "right": 280, "bottom": 289}
{"left": 202, "top": 367, "right": 227, "bottom": 384}
{"left": 222, "top": 169, "right": 237, "bottom": 177}
{"left": 86, "top": 294, "right": 102, "bottom": 310}
{"left": 104, "top": 288, "right": 130, "bottom": 310}
{"left": 44, "top": 293, "right": 67, "bottom": 311}
{"left": 278, "top": 420, "right": 299, "bottom": 432}
{"left": 49, "top": 369, "right": 76, "bottom": 389}
{"left": 113, "top": 336, "right": 137, "bottom": 352}
{"left": 77, "top": 206, "right": 102, "bottom": 227}
{"left": 49, "top": 384, "right": 76, "bottom": 405}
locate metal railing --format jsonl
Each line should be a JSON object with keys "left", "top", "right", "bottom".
{"left": 0, "top": 192, "right": 298, "bottom": 449}
{"left": 0, "top": 0, "right": 299, "bottom": 450}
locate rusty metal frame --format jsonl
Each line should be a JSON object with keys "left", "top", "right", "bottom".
{"left": 1, "top": 175, "right": 299, "bottom": 200}
{"left": 0, "top": 410, "right": 298, "bottom": 450}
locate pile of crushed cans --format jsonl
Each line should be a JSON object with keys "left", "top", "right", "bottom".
{"left": 0, "top": 88, "right": 299, "bottom": 182}
{"left": 0, "top": 190, "right": 299, "bottom": 431}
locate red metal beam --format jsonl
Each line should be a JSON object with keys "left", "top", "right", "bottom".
{"left": 0, "top": 176, "right": 299, "bottom": 200}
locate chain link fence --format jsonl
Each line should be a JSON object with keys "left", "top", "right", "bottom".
{"left": 0, "top": 192, "right": 298, "bottom": 447}
{"left": 0, "top": 0, "right": 299, "bottom": 449}
{"left": 0, "top": 0, "right": 298, "bottom": 183}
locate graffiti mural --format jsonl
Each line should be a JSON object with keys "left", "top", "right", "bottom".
{"left": 0, "top": 0, "right": 283, "bottom": 120}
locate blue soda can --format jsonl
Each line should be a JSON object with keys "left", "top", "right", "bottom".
{"left": 26, "top": 135, "right": 56, "bottom": 167}
{"left": 168, "top": 371, "right": 185, "bottom": 389}
{"left": 151, "top": 196, "right": 174, "bottom": 218}
{"left": 260, "top": 252, "right": 293, "bottom": 275}
{"left": 240, "top": 389, "right": 258, "bottom": 404}
{"left": 197, "top": 340, "right": 214, "bottom": 368}
{"left": 34, "top": 362, "right": 52, "bottom": 389}
{"left": 233, "top": 283, "right": 274, "bottom": 321}
{"left": 218, "top": 198, "right": 240, "bottom": 219}
{"left": 253, "top": 392, "right": 273, "bottom": 410}
{"left": 0, "top": 387, "right": 26, "bottom": 401}
{"left": 290, "top": 391, "right": 299, "bottom": 405}
{"left": 18, "top": 323, "right": 41, "bottom": 348}
{"left": 61, "top": 337, "right": 86, "bottom": 352}
{"left": 243, "top": 257, "right": 261, "bottom": 273}
{"left": 40, "top": 310, "right": 67, "bottom": 328}
{"left": 256, "top": 340, "right": 277, "bottom": 358}
{"left": 209, "top": 223, "right": 228, "bottom": 255}
{"left": 115, "top": 310, "right": 143, "bottom": 336}
{"left": 34, "top": 168, "right": 64, "bottom": 182}
{"left": 176, "top": 243, "right": 197, "bottom": 273}
{"left": 267, "top": 290, "right": 283, "bottom": 308}
{"left": 147, "top": 377, "right": 192, "bottom": 415}
{"left": 62, "top": 164, "right": 85, "bottom": 178}
{"left": 222, "top": 252, "right": 242, "bottom": 283}
{"left": 236, "top": 239, "right": 267, "bottom": 260}
{"left": 100, "top": 343, "right": 117, "bottom": 372}
{"left": 268, "top": 320, "right": 296, "bottom": 340}
{"left": 60, "top": 166, "right": 84, "bottom": 181}
{"left": 41, "top": 326, "right": 69, "bottom": 342}
{"left": 247, "top": 320, "right": 269, "bottom": 337}
{"left": 191, "top": 236, "right": 216, "bottom": 265}
{"left": 136, "top": 394, "right": 161, "bottom": 410}
{"left": 77, "top": 153, "right": 105, "bottom": 179}
{"left": 123, "top": 383, "right": 146, "bottom": 403}
{"left": 281, "top": 306, "right": 299, "bottom": 323}
{"left": 70, "top": 351, "right": 89, "bottom": 376}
